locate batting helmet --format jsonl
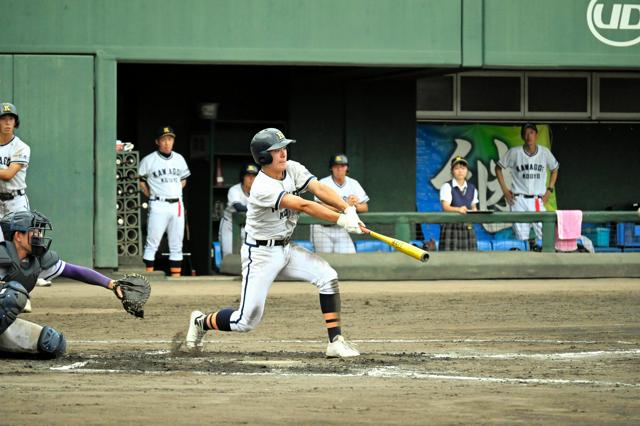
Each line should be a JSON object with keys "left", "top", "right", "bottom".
{"left": 329, "top": 153, "right": 349, "bottom": 169}
{"left": 520, "top": 122, "right": 538, "bottom": 140}
{"left": 250, "top": 128, "right": 296, "bottom": 165}
{"left": 0, "top": 211, "right": 52, "bottom": 256}
{"left": 0, "top": 103, "right": 19, "bottom": 128}
{"left": 239, "top": 163, "right": 260, "bottom": 181}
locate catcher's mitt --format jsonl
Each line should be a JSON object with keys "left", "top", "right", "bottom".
{"left": 113, "top": 273, "right": 151, "bottom": 318}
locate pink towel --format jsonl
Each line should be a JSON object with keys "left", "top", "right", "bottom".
{"left": 555, "top": 210, "right": 583, "bottom": 251}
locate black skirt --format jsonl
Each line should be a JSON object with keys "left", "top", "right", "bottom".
{"left": 439, "top": 223, "right": 477, "bottom": 251}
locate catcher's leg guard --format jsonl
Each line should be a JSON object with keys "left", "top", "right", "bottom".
{"left": 0, "top": 318, "right": 43, "bottom": 355}
{"left": 37, "top": 326, "right": 66, "bottom": 358}
{"left": 0, "top": 281, "right": 29, "bottom": 335}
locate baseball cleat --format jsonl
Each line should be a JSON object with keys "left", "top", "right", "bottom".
{"left": 326, "top": 335, "right": 360, "bottom": 358}
{"left": 186, "top": 310, "right": 206, "bottom": 349}
{"left": 36, "top": 278, "right": 52, "bottom": 287}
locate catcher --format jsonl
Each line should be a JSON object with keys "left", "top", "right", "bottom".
{"left": 0, "top": 210, "right": 150, "bottom": 358}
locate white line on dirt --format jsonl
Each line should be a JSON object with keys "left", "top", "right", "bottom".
{"left": 47, "top": 364, "right": 640, "bottom": 388}
{"left": 50, "top": 361, "right": 90, "bottom": 370}
{"left": 67, "top": 338, "right": 638, "bottom": 345}
{"left": 427, "top": 349, "right": 640, "bottom": 360}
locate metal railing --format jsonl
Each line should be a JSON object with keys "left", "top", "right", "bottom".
{"left": 232, "top": 211, "right": 640, "bottom": 253}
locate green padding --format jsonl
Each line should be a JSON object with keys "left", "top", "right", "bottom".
{"left": 221, "top": 252, "right": 640, "bottom": 280}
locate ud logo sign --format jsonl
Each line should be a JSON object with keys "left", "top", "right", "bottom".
{"left": 587, "top": 0, "right": 640, "bottom": 46}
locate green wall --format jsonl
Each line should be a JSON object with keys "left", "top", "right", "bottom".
{"left": 4, "top": 55, "right": 95, "bottom": 265}
{"left": 484, "top": 0, "right": 640, "bottom": 67}
{"left": 0, "top": 0, "right": 462, "bottom": 66}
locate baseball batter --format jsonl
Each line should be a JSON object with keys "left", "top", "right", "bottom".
{"left": 139, "top": 126, "right": 190, "bottom": 277}
{"left": 0, "top": 103, "right": 30, "bottom": 222}
{"left": 496, "top": 123, "right": 559, "bottom": 242}
{"left": 311, "top": 153, "right": 369, "bottom": 253}
{"left": 0, "top": 211, "right": 141, "bottom": 358}
{"left": 218, "top": 163, "right": 259, "bottom": 257}
{"left": 187, "top": 128, "right": 363, "bottom": 358}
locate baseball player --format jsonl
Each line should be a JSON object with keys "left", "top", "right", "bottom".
{"left": 495, "top": 123, "right": 559, "bottom": 245}
{"left": 0, "top": 103, "right": 49, "bottom": 287}
{"left": 0, "top": 211, "right": 145, "bottom": 358}
{"left": 310, "top": 153, "right": 369, "bottom": 253}
{"left": 186, "top": 128, "right": 363, "bottom": 358}
{"left": 218, "top": 163, "right": 259, "bottom": 257}
{"left": 138, "top": 126, "right": 191, "bottom": 277}
{"left": 0, "top": 103, "right": 30, "bottom": 222}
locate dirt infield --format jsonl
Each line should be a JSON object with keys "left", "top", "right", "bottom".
{"left": 1, "top": 278, "right": 639, "bottom": 425}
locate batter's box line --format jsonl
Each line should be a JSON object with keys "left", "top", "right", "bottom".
{"left": 48, "top": 362, "right": 640, "bottom": 388}
{"left": 66, "top": 338, "right": 639, "bottom": 345}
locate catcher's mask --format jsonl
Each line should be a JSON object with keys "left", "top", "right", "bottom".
{"left": 0, "top": 210, "right": 53, "bottom": 256}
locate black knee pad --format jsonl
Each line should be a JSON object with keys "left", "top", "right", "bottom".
{"left": 0, "top": 281, "right": 29, "bottom": 335}
{"left": 37, "top": 326, "right": 66, "bottom": 358}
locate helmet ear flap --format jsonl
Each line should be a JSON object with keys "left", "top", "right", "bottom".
{"left": 258, "top": 150, "right": 272, "bottom": 165}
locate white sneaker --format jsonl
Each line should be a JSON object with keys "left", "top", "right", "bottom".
{"left": 36, "top": 278, "right": 52, "bottom": 287}
{"left": 22, "top": 298, "right": 32, "bottom": 313}
{"left": 326, "top": 335, "right": 360, "bottom": 358}
{"left": 186, "top": 310, "right": 206, "bottom": 349}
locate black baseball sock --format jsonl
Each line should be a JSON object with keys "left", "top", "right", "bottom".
{"left": 320, "top": 293, "right": 341, "bottom": 342}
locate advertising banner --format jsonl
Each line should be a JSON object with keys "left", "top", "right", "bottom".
{"left": 416, "top": 123, "right": 556, "bottom": 242}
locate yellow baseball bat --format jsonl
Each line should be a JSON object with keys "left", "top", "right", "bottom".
{"left": 364, "top": 228, "right": 430, "bottom": 262}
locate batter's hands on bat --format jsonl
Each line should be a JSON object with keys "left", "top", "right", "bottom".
{"left": 337, "top": 206, "right": 364, "bottom": 234}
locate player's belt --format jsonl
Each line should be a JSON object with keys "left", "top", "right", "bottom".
{"left": 150, "top": 197, "right": 180, "bottom": 203}
{"left": 0, "top": 189, "right": 26, "bottom": 201}
{"left": 245, "top": 236, "right": 291, "bottom": 247}
{"left": 513, "top": 194, "right": 542, "bottom": 199}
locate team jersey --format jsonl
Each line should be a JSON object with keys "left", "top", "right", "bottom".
{"left": 245, "top": 160, "right": 316, "bottom": 241}
{"left": 138, "top": 151, "right": 190, "bottom": 198}
{"left": 0, "top": 135, "right": 30, "bottom": 192}
{"left": 497, "top": 145, "right": 559, "bottom": 196}
{"left": 223, "top": 182, "right": 250, "bottom": 222}
{"left": 314, "top": 175, "right": 369, "bottom": 206}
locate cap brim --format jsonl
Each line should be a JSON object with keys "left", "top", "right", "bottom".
{"left": 266, "top": 139, "right": 296, "bottom": 150}
{"left": 452, "top": 160, "right": 468, "bottom": 167}
{"left": 159, "top": 133, "right": 176, "bottom": 138}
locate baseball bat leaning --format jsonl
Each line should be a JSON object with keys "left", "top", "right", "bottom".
{"left": 363, "top": 228, "right": 430, "bottom": 262}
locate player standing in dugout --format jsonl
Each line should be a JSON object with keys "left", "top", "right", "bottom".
{"left": 495, "top": 123, "right": 559, "bottom": 249}
{"left": 138, "top": 126, "right": 190, "bottom": 277}
{"left": 310, "top": 153, "right": 369, "bottom": 253}
{"left": 186, "top": 128, "right": 364, "bottom": 358}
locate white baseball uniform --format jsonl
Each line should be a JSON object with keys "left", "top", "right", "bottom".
{"left": 138, "top": 151, "right": 190, "bottom": 262}
{"left": 218, "top": 182, "right": 250, "bottom": 257}
{"left": 497, "top": 144, "right": 559, "bottom": 240}
{"left": 310, "top": 175, "right": 369, "bottom": 253}
{"left": 229, "top": 160, "right": 339, "bottom": 332}
{"left": 0, "top": 135, "right": 30, "bottom": 220}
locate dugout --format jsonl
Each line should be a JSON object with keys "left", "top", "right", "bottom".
{"left": 1, "top": 1, "right": 639, "bottom": 276}
{"left": 116, "top": 64, "right": 417, "bottom": 274}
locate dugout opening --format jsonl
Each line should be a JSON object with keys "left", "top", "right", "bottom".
{"left": 116, "top": 63, "right": 420, "bottom": 275}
